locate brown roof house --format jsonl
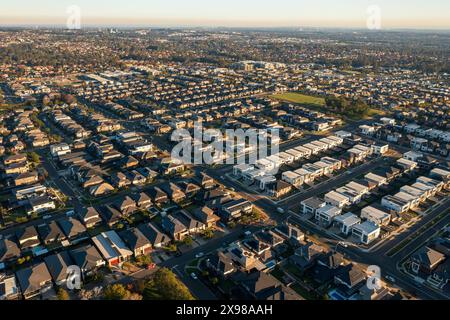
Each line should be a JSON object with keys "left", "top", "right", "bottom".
{"left": 16, "top": 263, "right": 53, "bottom": 299}
{"left": 77, "top": 207, "right": 103, "bottom": 228}
{"left": 193, "top": 206, "right": 220, "bottom": 228}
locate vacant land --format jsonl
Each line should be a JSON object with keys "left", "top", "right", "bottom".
{"left": 271, "top": 91, "right": 384, "bottom": 120}
{"left": 270, "top": 92, "right": 325, "bottom": 107}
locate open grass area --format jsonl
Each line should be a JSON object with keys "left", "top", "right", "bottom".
{"left": 270, "top": 92, "right": 325, "bottom": 107}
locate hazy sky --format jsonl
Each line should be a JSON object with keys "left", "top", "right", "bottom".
{"left": 1, "top": 0, "right": 449, "bottom": 29}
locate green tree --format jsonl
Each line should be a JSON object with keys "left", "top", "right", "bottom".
{"left": 28, "top": 152, "right": 40, "bottom": 164}
{"left": 103, "top": 284, "right": 130, "bottom": 300}
{"left": 57, "top": 288, "right": 70, "bottom": 300}
{"left": 143, "top": 268, "right": 194, "bottom": 300}
{"left": 183, "top": 236, "right": 194, "bottom": 246}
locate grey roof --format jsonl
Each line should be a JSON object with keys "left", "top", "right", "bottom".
{"left": 138, "top": 222, "right": 170, "bottom": 247}
{"left": 57, "top": 217, "right": 87, "bottom": 238}
{"left": 44, "top": 251, "right": 73, "bottom": 282}
{"left": 119, "top": 228, "right": 151, "bottom": 251}
{"left": 0, "top": 238, "right": 21, "bottom": 262}
{"left": 16, "top": 263, "right": 52, "bottom": 296}
{"left": 69, "top": 245, "right": 104, "bottom": 271}
{"left": 37, "top": 221, "right": 66, "bottom": 243}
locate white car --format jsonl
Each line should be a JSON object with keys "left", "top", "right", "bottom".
{"left": 195, "top": 252, "right": 204, "bottom": 259}
{"left": 190, "top": 273, "right": 198, "bottom": 280}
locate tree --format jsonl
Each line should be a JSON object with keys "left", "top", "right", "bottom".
{"left": 201, "top": 228, "right": 214, "bottom": 239}
{"left": 210, "top": 277, "right": 219, "bottom": 286}
{"left": 28, "top": 152, "right": 40, "bottom": 164}
{"left": 57, "top": 288, "right": 70, "bottom": 300}
{"left": 182, "top": 236, "right": 194, "bottom": 246}
{"left": 103, "top": 284, "right": 130, "bottom": 300}
{"left": 143, "top": 268, "right": 194, "bottom": 300}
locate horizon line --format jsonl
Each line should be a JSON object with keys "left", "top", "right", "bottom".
{"left": 1, "top": 23, "right": 450, "bottom": 32}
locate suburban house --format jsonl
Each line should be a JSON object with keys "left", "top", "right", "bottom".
{"left": 69, "top": 245, "right": 105, "bottom": 278}
{"left": 207, "top": 251, "right": 236, "bottom": 278}
{"left": 193, "top": 206, "right": 220, "bottom": 228}
{"left": 0, "top": 273, "right": 19, "bottom": 300}
{"left": 233, "top": 269, "right": 302, "bottom": 300}
{"left": 57, "top": 217, "right": 88, "bottom": 241}
{"left": 137, "top": 222, "right": 171, "bottom": 248}
{"left": 15, "top": 263, "right": 53, "bottom": 299}
{"left": 161, "top": 182, "right": 186, "bottom": 203}
{"left": 220, "top": 198, "right": 253, "bottom": 221}
{"left": 77, "top": 207, "right": 103, "bottom": 228}
{"left": 119, "top": 228, "right": 152, "bottom": 257}
{"left": 43, "top": 251, "right": 74, "bottom": 286}
{"left": 267, "top": 180, "right": 293, "bottom": 198}
{"left": 0, "top": 237, "right": 21, "bottom": 264}
{"left": 148, "top": 187, "right": 169, "bottom": 205}
{"left": 334, "top": 263, "right": 366, "bottom": 297}
{"left": 26, "top": 196, "right": 55, "bottom": 215}
{"left": 100, "top": 205, "right": 122, "bottom": 227}
{"left": 114, "top": 196, "right": 137, "bottom": 216}
{"left": 92, "top": 231, "right": 133, "bottom": 267}
{"left": 131, "top": 192, "right": 152, "bottom": 210}
{"left": 16, "top": 226, "right": 41, "bottom": 251}
{"left": 410, "top": 246, "right": 446, "bottom": 275}
{"left": 161, "top": 215, "right": 189, "bottom": 241}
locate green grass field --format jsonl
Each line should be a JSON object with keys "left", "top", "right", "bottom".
{"left": 270, "top": 92, "right": 326, "bottom": 107}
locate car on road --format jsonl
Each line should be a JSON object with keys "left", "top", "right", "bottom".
{"left": 195, "top": 252, "right": 204, "bottom": 259}
{"left": 190, "top": 272, "right": 198, "bottom": 280}
{"left": 277, "top": 207, "right": 285, "bottom": 214}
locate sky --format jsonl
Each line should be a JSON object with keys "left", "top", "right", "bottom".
{"left": 1, "top": 0, "right": 449, "bottom": 29}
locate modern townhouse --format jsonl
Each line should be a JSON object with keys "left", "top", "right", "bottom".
{"left": 364, "top": 172, "right": 388, "bottom": 187}
{"left": 303, "top": 143, "right": 321, "bottom": 155}
{"left": 294, "top": 168, "right": 314, "bottom": 184}
{"left": 300, "top": 197, "right": 326, "bottom": 215}
{"left": 302, "top": 163, "right": 324, "bottom": 179}
{"left": 282, "top": 171, "right": 304, "bottom": 187}
{"left": 334, "top": 213, "right": 361, "bottom": 236}
{"left": 396, "top": 158, "right": 418, "bottom": 172}
{"left": 325, "top": 191, "right": 351, "bottom": 208}
{"left": 381, "top": 195, "right": 410, "bottom": 213}
{"left": 221, "top": 198, "right": 253, "bottom": 221}
{"left": 416, "top": 176, "right": 444, "bottom": 193}
{"left": 293, "top": 145, "right": 312, "bottom": 158}
{"left": 361, "top": 206, "right": 391, "bottom": 226}
{"left": 315, "top": 205, "right": 342, "bottom": 227}
{"left": 345, "top": 181, "right": 369, "bottom": 197}
{"left": 351, "top": 221, "right": 381, "bottom": 245}
{"left": 335, "top": 186, "right": 363, "bottom": 205}
{"left": 285, "top": 149, "right": 303, "bottom": 161}
{"left": 400, "top": 185, "right": 428, "bottom": 203}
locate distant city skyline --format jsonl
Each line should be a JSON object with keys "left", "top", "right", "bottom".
{"left": 1, "top": 0, "right": 450, "bottom": 30}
